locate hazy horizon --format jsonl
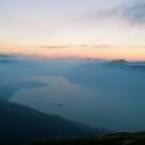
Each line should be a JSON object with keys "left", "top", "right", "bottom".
{"left": 1, "top": 1, "right": 145, "bottom": 144}
{"left": 0, "top": 0, "right": 145, "bottom": 60}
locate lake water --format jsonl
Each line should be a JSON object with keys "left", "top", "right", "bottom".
{"left": 1, "top": 57, "right": 145, "bottom": 132}
{"left": 10, "top": 75, "right": 145, "bottom": 132}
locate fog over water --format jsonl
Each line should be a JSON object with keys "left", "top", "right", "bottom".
{"left": 1, "top": 55, "right": 145, "bottom": 131}
{"left": 10, "top": 75, "right": 145, "bottom": 132}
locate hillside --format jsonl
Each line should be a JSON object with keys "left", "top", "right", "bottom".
{"left": 66, "top": 60, "right": 145, "bottom": 89}
{"left": 0, "top": 100, "right": 96, "bottom": 145}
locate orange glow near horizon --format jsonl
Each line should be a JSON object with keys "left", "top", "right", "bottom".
{"left": 0, "top": 44, "right": 145, "bottom": 61}
{"left": 1, "top": 0, "right": 145, "bottom": 61}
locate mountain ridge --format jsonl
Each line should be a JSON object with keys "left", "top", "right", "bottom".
{"left": 0, "top": 100, "right": 99, "bottom": 145}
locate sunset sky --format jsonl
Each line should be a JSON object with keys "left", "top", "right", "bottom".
{"left": 0, "top": 0, "right": 145, "bottom": 60}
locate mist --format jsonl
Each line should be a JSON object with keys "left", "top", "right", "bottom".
{"left": 0, "top": 55, "right": 145, "bottom": 132}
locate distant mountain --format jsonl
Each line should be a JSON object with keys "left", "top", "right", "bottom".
{"left": 110, "top": 59, "right": 127, "bottom": 64}
{"left": 0, "top": 100, "right": 97, "bottom": 145}
{"left": 0, "top": 54, "right": 16, "bottom": 63}
{"left": 0, "top": 54, "right": 13, "bottom": 58}
{"left": 66, "top": 60, "right": 145, "bottom": 89}
{"left": 106, "top": 59, "right": 145, "bottom": 71}
{"left": 107, "top": 59, "right": 128, "bottom": 67}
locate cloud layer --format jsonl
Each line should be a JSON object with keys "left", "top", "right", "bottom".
{"left": 120, "top": 0, "right": 145, "bottom": 25}
{"left": 93, "top": 0, "right": 145, "bottom": 26}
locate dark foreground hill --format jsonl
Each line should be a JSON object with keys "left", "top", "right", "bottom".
{"left": 31, "top": 132, "right": 145, "bottom": 145}
{"left": 0, "top": 100, "right": 97, "bottom": 145}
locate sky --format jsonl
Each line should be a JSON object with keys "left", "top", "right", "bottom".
{"left": 0, "top": 0, "right": 145, "bottom": 60}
